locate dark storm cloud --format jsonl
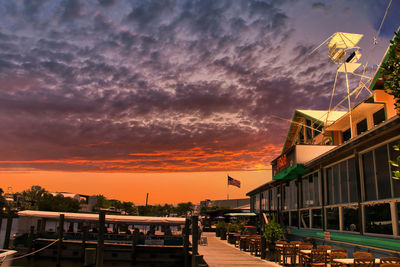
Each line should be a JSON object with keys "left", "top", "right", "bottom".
{"left": 0, "top": 0, "right": 381, "bottom": 172}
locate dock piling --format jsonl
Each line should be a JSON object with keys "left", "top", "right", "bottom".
{"left": 81, "top": 225, "right": 88, "bottom": 263}
{"left": 3, "top": 210, "right": 14, "bottom": 249}
{"left": 96, "top": 211, "right": 105, "bottom": 267}
{"left": 191, "top": 215, "right": 199, "bottom": 267}
{"left": 183, "top": 218, "right": 190, "bottom": 267}
{"left": 56, "top": 214, "right": 65, "bottom": 267}
{"left": 131, "top": 228, "right": 139, "bottom": 264}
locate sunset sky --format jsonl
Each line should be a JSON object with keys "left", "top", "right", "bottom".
{"left": 0, "top": 0, "right": 399, "bottom": 204}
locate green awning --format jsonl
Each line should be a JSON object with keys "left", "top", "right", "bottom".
{"left": 272, "top": 164, "right": 307, "bottom": 180}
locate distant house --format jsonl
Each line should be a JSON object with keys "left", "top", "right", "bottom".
{"left": 51, "top": 192, "right": 97, "bottom": 212}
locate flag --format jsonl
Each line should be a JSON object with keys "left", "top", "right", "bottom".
{"left": 228, "top": 175, "right": 241, "bottom": 188}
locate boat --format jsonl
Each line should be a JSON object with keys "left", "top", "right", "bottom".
{"left": 0, "top": 249, "right": 17, "bottom": 267}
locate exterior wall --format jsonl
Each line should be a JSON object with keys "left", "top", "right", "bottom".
{"left": 201, "top": 198, "right": 249, "bottom": 209}
{"left": 374, "top": 89, "right": 398, "bottom": 119}
{"left": 295, "top": 145, "right": 336, "bottom": 164}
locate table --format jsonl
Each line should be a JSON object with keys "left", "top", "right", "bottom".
{"left": 333, "top": 258, "right": 381, "bottom": 265}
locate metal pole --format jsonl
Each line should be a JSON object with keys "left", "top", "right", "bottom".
{"left": 96, "top": 211, "right": 105, "bottom": 267}
{"left": 344, "top": 64, "right": 353, "bottom": 138}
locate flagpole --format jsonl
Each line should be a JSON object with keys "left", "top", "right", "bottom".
{"left": 227, "top": 174, "right": 229, "bottom": 200}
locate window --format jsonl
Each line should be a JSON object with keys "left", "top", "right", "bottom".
{"left": 397, "top": 203, "right": 400, "bottom": 236}
{"left": 365, "top": 203, "right": 392, "bottom": 235}
{"left": 326, "top": 167, "right": 333, "bottom": 205}
{"left": 313, "top": 172, "right": 320, "bottom": 206}
{"left": 340, "top": 161, "right": 349, "bottom": 203}
{"left": 255, "top": 194, "right": 260, "bottom": 212}
{"left": 300, "top": 210, "right": 310, "bottom": 228}
{"left": 348, "top": 158, "right": 358, "bottom": 202}
{"left": 362, "top": 151, "right": 377, "bottom": 201}
{"left": 342, "top": 128, "right": 351, "bottom": 142}
{"left": 299, "top": 126, "right": 304, "bottom": 143}
{"left": 390, "top": 140, "right": 400, "bottom": 198}
{"left": 373, "top": 108, "right": 385, "bottom": 126}
{"left": 356, "top": 119, "right": 368, "bottom": 135}
{"left": 343, "top": 206, "right": 359, "bottom": 232}
{"left": 301, "top": 177, "right": 309, "bottom": 208}
{"left": 306, "top": 119, "right": 312, "bottom": 141}
{"left": 375, "top": 145, "right": 391, "bottom": 199}
{"left": 291, "top": 211, "right": 298, "bottom": 227}
{"left": 283, "top": 212, "right": 289, "bottom": 227}
{"left": 312, "top": 209, "right": 322, "bottom": 229}
{"left": 326, "top": 207, "right": 339, "bottom": 230}
{"left": 333, "top": 165, "right": 340, "bottom": 204}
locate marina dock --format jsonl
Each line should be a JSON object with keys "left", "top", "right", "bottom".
{"left": 199, "top": 232, "right": 281, "bottom": 267}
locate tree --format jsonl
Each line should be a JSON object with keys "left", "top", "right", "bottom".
{"left": 175, "top": 202, "right": 194, "bottom": 217}
{"left": 38, "top": 193, "right": 81, "bottom": 212}
{"left": 21, "top": 185, "right": 48, "bottom": 210}
{"left": 0, "top": 188, "right": 6, "bottom": 212}
{"left": 94, "top": 194, "right": 110, "bottom": 209}
{"left": 381, "top": 30, "right": 400, "bottom": 180}
{"left": 122, "top": 201, "right": 138, "bottom": 215}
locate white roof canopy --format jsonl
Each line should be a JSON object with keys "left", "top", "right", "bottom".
{"left": 327, "top": 32, "right": 363, "bottom": 49}
{"left": 18, "top": 210, "right": 186, "bottom": 225}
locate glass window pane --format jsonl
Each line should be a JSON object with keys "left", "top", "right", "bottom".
{"left": 302, "top": 177, "right": 309, "bottom": 208}
{"left": 375, "top": 145, "right": 392, "bottom": 199}
{"left": 314, "top": 172, "right": 320, "bottom": 206}
{"left": 373, "top": 108, "right": 385, "bottom": 126}
{"left": 365, "top": 203, "right": 393, "bottom": 235}
{"left": 397, "top": 203, "right": 400, "bottom": 236}
{"left": 343, "top": 206, "right": 359, "bottom": 232}
{"left": 348, "top": 158, "right": 358, "bottom": 202}
{"left": 342, "top": 128, "right": 351, "bottom": 142}
{"left": 356, "top": 119, "right": 368, "bottom": 135}
{"left": 312, "top": 209, "right": 322, "bottom": 229}
{"left": 291, "top": 211, "right": 298, "bottom": 227}
{"left": 300, "top": 210, "right": 310, "bottom": 228}
{"left": 340, "top": 161, "right": 349, "bottom": 203}
{"left": 333, "top": 165, "right": 340, "bottom": 204}
{"left": 389, "top": 140, "right": 400, "bottom": 198}
{"left": 326, "top": 207, "right": 339, "bottom": 230}
{"left": 362, "top": 151, "right": 377, "bottom": 201}
{"left": 283, "top": 212, "right": 289, "bottom": 226}
{"left": 309, "top": 174, "right": 315, "bottom": 207}
{"left": 326, "top": 167, "right": 333, "bottom": 205}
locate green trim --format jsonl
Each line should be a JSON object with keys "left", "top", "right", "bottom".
{"left": 290, "top": 228, "right": 400, "bottom": 252}
{"left": 272, "top": 164, "right": 308, "bottom": 180}
{"left": 370, "top": 29, "right": 400, "bottom": 91}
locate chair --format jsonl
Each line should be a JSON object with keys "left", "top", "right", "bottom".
{"left": 353, "top": 252, "right": 373, "bottom": 259}
{"left": 282, "top": 244, "right": 297, "bottom": 266}
{"left": 290, "top": 241, "right": 303, "bottom": 245}
{"left": 331, "top": 249, "right": 347, "bottom": 253}
{"left": 275, "top": 240, "right": 288, "bottom": 263}
{"left": 309, "top": 249, "right": 328, "bottom": 266}
{"left": 381, "top": 258, "right": 400, "bottom": 264}
{"left": 353, "top": 258, "right": 375, "bottom": 267}
{"left": 316, "top": 245, "right": 331, "bottom": 251}
{"left": 298, "top": 244, "right": 314, "bottom": 266}
{"left": 380, "top": 264, "right": 400, "bottom": 267}
{"left": 330, "top": 251, "right": 348, "bottom": 267}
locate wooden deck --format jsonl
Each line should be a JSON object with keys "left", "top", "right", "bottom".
{"left": 198, "top": 232, "right": 281, "bottom": 267}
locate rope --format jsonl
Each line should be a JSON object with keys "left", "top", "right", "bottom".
{"left": 374, "top": 0, "right": 393, "bottom": 44}
{"left": 1, "top": 239, "right": 60, "bottom": 263}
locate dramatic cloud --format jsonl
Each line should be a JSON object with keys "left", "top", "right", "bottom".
{"left": 0, "top": 0, "right": 397, "bottom": 172}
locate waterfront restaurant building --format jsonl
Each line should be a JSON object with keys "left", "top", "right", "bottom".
{"left": 247, "top": 40, "right": 400, "bottom": 251}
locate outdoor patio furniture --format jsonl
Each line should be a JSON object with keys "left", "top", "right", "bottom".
{"left": 308, "top": 249, "right": 328, "bottom": 267}
{"left": 380, "top": 257, "right": 400, "bottom": 264}
{"left": 275, "top": 240, "right": 288, "bottom": 263}
{"left": 380, "top": 264, "right": 400, "bottom": 267}
{"left": 353, "top": 258, "right": 375, "bottom": 267}
{"left": 353, "top": 252, "right": 373, "bottom": 259}
{"left": 330, "top": 251, "right": 348, "bottom": 267}
{"left": 281, "top": 243, "right": 297, "bottom": 266}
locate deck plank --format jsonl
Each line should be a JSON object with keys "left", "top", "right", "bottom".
{"left": 198, "top": 232, "right": 281, "bottom": 267}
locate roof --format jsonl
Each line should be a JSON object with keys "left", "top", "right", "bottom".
{"left": 18, "top": 210, "right": 186, "bottom": 225}
{"left": 296, "top": 110, "right": 347, "bottom": 124}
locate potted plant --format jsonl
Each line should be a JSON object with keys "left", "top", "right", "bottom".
{"left": 263, "top": 217, "right": 283, "bottom": 260}
{"left": 227, "top": 223, "right": 239, "bottom": 244}
{"left": 216, "top": 221, "right": 227, "bottom": 240}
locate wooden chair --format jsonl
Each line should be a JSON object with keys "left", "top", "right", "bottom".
{"left": 298, "top": 244, "right": 314, "bottom": 266}
{"left": 330, "top": 251, "right": 348, "bottom": 267}
{"left": 309, "top": 249, "right": 328, "bottom": 266}
{"left": 331, "top": 249, "right": 347, "bottom": 253}
{"left": 380, "top": 264, "right": 400, "bottom": 267}
{"left": 282, "top": 244, "right": 297, "bottom": 266}
{"left": 353, "top": 258, "right": 375, "bottom": 267}
{"left": 381, "top": 258, "right": 400, "bottom": 264}
{"left": 316, "top": 245, "right": 331, "bottom": 251}
{"left": 353, "top": 252, "right": 373, "bottom": 259}
{"left": 275, "top": 240, "right": 288, "bottom": 263}
{"left": 290, "top": 241, "right": 303, "bottom": 245}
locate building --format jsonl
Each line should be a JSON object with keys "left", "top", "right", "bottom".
{"left": 247, "top": 34, "right": 400, "bottom": 252}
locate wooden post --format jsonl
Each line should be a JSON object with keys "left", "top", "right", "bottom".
{"left": 183, "top": 218, "right": 190, "bottom": 267}
{"left": 81, "top": 225, "right": 88, "bottom": 263}
{"left": 191, "top": 215, "right": 199, "bottom": 267}
{"left": 96, "top": 211, "right": 105, "bottom": 267}
{"left": 3, "top": 210, "right": 14, "bottom": 249}
{"left": 56, "top": 214, "right": 65, "bottom": 267}
{"left": 28, "top": 226, "right": 35, "bottom": 254}
{"left": 260, "top": 234, "right": 266, "bottom": 259}
{"left": 131, "top": 228, "right": 139, "bottom": 264}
